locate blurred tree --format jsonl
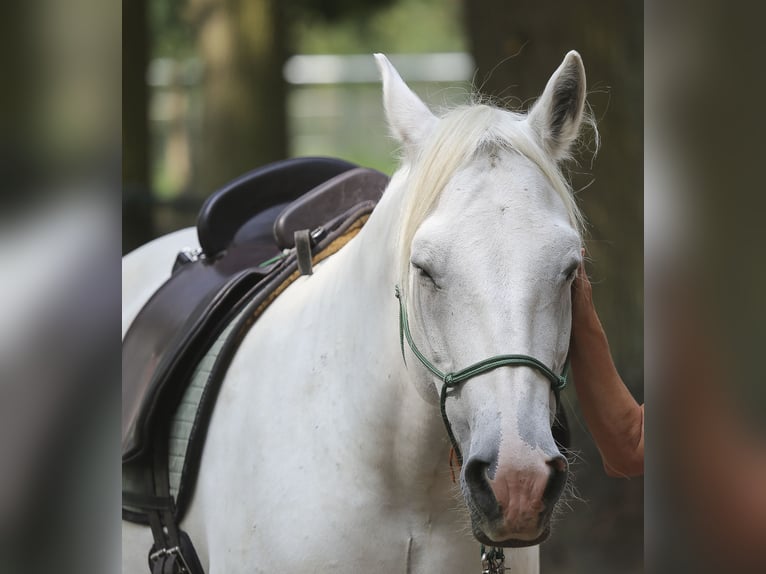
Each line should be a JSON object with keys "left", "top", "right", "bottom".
{"left": 289, "top": 0, "right": 395, "bottom": 21}
{"left": 123, "top": 0, "right": 405, "bottom": 250}
{"left": 186, "top": 0, "right": 287, "bottom": 196}
{"left": 291, "top": 0, "right": 465, "bottom": 54}
{"left": 460, "top": 2, "right": 643, "bottom": 573}
{"left": 123, "top": 0, "right": 154, "bottom": 252}
{"left": 182, "top": 0, "right": 396, "bottom": 196}
{"left": 152, "top": 0, "right": 195, "bottom": 57}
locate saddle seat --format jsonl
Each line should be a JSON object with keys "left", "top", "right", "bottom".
{"left": 197, "top": 156, "right": 357, "bottom": 257}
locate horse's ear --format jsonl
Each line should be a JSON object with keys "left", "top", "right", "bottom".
{"left": 374, "top": 53, "right": 437, "bottom": 153}
{"left": 527, "top": 51, "right": 587, "bottom": 161}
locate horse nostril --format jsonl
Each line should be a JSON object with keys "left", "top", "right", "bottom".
{"left": 547, "top": 455, "right": 568, "bottom": 473}
{"left": 543, "top": 456, "right": 568, "bottom": 506}
{"left": 464, "top": 456, "right": 489, "bottom": 488}
{"left": 463, "top": 456, "right": 497, "bottom": 513}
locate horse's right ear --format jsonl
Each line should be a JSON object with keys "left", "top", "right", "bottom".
{"left": 374, "top": 53, "right": 437, "bottom": 154}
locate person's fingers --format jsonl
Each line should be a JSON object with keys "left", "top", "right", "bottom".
{"left": 571, "top": 260, "right": 595, "bottom": 317}
{"left": 573, "top": 260, "right": 591, "bottom": 292}
{"left": 578, "top": 260, "right": 589, "bottom": 284}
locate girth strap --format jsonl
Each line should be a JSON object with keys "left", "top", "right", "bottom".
{"left": 144, "top": 422, "right": 205, "bottom": 574}
{"left": 394, "top": 285, "right": 569, "bottom": 465}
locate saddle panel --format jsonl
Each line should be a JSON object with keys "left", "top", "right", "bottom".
{"left": 197, "top": 156, "right": 357, "bottom": 257}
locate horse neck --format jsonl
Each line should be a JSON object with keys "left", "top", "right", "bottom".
{"left": 325, "top": 168, "right": 454, "bottom": 502}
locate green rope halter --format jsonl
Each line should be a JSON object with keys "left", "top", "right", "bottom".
{"left": 394, "top": 285, "right": 568, "bottom": 466}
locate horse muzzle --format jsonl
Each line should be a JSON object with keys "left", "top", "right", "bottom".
{"left": 462, "top": 452, "right": 568, "bottom": 547}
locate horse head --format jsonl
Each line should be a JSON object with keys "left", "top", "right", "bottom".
{"left": 376, "top": 52, "right": 589, "bottom": 547}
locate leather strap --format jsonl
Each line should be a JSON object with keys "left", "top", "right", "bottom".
{"left": 145, "top": 422, "right": 204, "bottom": 574}
{"left": 294, "top": 229, "right": 313, "bottom": 276}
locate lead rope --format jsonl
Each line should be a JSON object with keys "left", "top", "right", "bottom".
{"left": 395, "top": 285, "right": 569, "bottom": 574}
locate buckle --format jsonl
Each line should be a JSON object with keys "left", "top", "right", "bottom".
{"left": 310, "top": 225, "right": 326, "bottom": 244}
{"left": 480, "top": 546, "right": 508, "bottom": 574}
{"left": 173, "top": 247, "right": 204, "bottom": 273}
{"left": 149, "top": 546, "right": 191, "bottom": 573}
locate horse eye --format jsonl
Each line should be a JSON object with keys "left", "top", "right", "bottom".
{"left": 564, "top": 263, "right": 579, "bottom": 282}
{"left": 413, "top": 263, "right": 437, "bottom": 285}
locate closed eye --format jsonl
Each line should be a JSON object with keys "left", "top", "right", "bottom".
{"left": 412, "top": 263, "right": 439, "bottom": 288}
{"left": 563, "top": 261, "right": 579, "bottom": 282}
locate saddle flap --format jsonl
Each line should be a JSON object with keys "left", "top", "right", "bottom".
{"left": 273, "top": 167, "right": 389, "bottom": 249}
{"left": 122, "top": 245, "right": 279, "bottom": 462}
{"left": 123, "top": 192, "right": 378, "bottom": 524}
{"left": 197, "top": 157, "right": 357, "bottom": 257}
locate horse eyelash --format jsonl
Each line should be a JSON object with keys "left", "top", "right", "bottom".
{"left": 413, "top": 263, "right": 440, "bottom": 288}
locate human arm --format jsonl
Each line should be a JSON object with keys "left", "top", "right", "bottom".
{"left": 568, "top": 262, "right": 644, "bottom": 477}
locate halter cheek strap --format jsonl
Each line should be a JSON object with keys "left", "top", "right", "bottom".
{"left": 394, "top": 285, "right": 568, "bottom": 466}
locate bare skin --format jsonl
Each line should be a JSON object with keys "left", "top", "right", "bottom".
{"left": 569, "top": 261, "right": 644, "bottom": 477}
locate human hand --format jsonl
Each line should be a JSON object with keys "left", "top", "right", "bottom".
{"left": 572, "top": 259, "right": 593, "bottom": 310}
{"left": 571, "top": 258, "right": 597, "bottom": 332}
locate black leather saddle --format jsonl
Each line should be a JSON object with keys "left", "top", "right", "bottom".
{"left": 122, "top": 157, "right": 388, "bottom": 574}
{"left": 197, "top": 156, "right": 356, "bottom": 257}
{"left": 122, "top": 157, "right": 388, "bottom": 463}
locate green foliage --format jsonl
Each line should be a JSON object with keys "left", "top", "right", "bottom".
{"left": 288, "top": 0, "right": 397, "bottom": 22}
{"left": 150, "top": 0, "right": 466, "bottom": 58}
{"left": 292, "top": 0, "right": 466, "bottom": 54}
{"left": 150, "top": 0, "right": 195, "bottom": 58}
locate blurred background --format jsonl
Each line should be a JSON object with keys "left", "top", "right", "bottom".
{"left": 6, "top": 1, "right": 766, "bottom": 572}
{"left": 123, "top": 0, "right": 643, "bottom": 572}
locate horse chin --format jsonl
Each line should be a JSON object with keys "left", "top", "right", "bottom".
{"left": 464, "top": 487, "right": 555, "bottom": 548}
{"left": 472, "top": 523, "right": 551, "bottom": 548}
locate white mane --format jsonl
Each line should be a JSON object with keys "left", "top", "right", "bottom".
{"left": 396, "top": 103, "right": 585, "bottom": 284}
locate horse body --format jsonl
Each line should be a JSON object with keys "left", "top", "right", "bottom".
{"left": 122, "top": 175, "right": 540, "bottom": 573}
{"left": 184, "top": 175, "right": 531, "bottom": 573}
{"left": 123, "top": 52, "right": 590, "bottom": 573}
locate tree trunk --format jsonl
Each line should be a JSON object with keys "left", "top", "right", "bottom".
{"left": 122, "top": 0, "right": 154, "bottom": 253}
{"left": 192, "top": 0, "right": 288, "bottom": 197}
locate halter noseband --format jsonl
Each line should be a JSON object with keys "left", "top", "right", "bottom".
{"left": 394, "top": 285, "right": 568, "bottom": 466}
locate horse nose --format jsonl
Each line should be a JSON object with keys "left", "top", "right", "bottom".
{"left": 542, "top": 455, "right": 568, "bottom": 506}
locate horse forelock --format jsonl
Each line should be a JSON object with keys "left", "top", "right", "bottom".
{"left": 396, "top": 102, "right": 585, "bottom": 286}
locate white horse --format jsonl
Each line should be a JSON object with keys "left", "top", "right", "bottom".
{"left": 123, "top": 51, "right": 589, "bottom": 574}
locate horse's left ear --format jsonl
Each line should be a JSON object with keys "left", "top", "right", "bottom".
{"left": 374, "top": 53, "right": 438, "bottom": 154}
{"left": 527, "top": 51, "right": 587, "bottom": 161}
